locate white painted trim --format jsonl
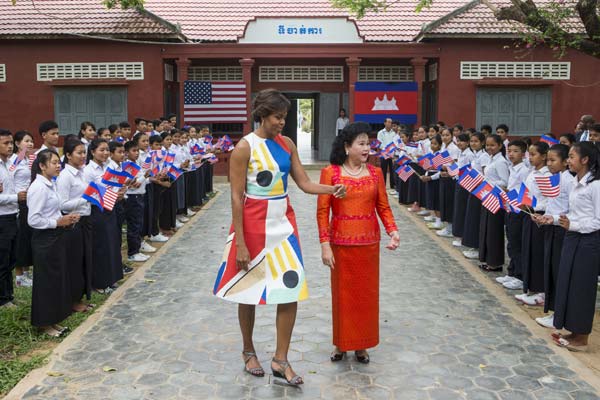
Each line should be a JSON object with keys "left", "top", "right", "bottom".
{"left": 259, "top": 66, "right": 343, "bottom": 82}
{"left": 460, "top": 61, "right": 570, "bottom": 80}
{"left": 358, "top": 66, "right": 414, "bottom": 82}
{"left": 37, "top": 62, "right": 144, "bottom": 81}
{"left": 188, "top": 67, "right": 243, "bottom": 82}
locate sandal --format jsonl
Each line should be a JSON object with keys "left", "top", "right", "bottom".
{"left": 555, "top": 337, "right": 588, "bottom": 352}
{"left": 355, "top": 350, "right": 370, "bottom": 364}
{"left": 242, "top": 351, "right": 264, "bottom": 377}
{"left": 271, "top": 358, "right": 303, "bottom": 385}
{"left": 482, "top": 265, "right": 502, "bottom": 272}
{"left": 39, "top": 326, "right": 61, "bottom": 338}
{"left": 330, "top": 350, "right": 346, "bottom": 362}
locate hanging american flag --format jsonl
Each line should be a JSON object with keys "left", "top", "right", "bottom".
{"left": 184, "top": 81, "right": 247, "bottom": 124}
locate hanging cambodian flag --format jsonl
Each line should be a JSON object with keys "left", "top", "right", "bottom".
{"left": 539, "top": 134, "right": 559, "bottom": 146}
{"left": 101, "top": 168, "right": 129, "bottom": 187}
{"left": 397, "top": 165, "right": 415, "bottom": 182}
{"left": 121, "top": 161, "right": 141, "bottom": 179}
{"left": 354, "top": 82, "right": 418, "bottom": 124}
{"left": 518, "top": 183, "right": 538, "bottom": 208}
{"left": 82, "top": 182, "right": 105, "bottom": 210}
{"left": 472, "top": 181, "right": 493, "bottom": 200}
{"left": 167, "top": 165, "right": 183, "bottom": 181}
{"left": 534, "top": 173, "right": 561, "bottom": 198}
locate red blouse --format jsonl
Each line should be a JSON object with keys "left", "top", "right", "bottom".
{"left": 317, "top": 164, "right": 398, "bottom": 245}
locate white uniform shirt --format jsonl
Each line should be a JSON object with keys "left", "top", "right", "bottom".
{"left": 83, "top": 160, "right": 106, "bottom": 185}
{"left": 56, "top": 164, "right": 91, "bottom": 216}
{"left": 127, "top": 157, "right": 149, "bottom": 195}
{"left": 107, "top": 158, "right": 122, "bottom": 172}
{"left": 441, "top": 142, "right": 461, "bottom": 161}
{"left": 377, "top": 128, "right": 396, "bottom": 150}
{"left": 471, "top": 150, "right": 487, "bottom": 173}
{"left": 34, "top": 144, "right": 58, "bottom": 155}
{"left": 546, "top": 170, "right": 576, "bottom": 225}
{"left": 0, "top": 157, "right": 18, "bottom": 215}
{"left": 566, "top": 172, "right": 600, "bottom": 233}
{"left": 524, "top": 166, "right": 551, "bottom": 211}
{"left": 27, "top": 174, "right": 61, "bottom": 229}
{"left": 508, "top": 162, "right": 531, "bottom": 192}
{"left": 457, "top": 148, "right": 475, "bottom": 169}
{"left": 483, "top": 152, "right": 510, "bottom": 188}
{"left": 9, "top": 153, "right": 30, "bottom": 192}
{"left": 336, "top": 117, "right": 349, "bottom": 132}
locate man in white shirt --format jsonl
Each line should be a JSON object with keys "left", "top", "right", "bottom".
{"left": 0, "top": 130, "right": 24, "bottom": 309}
{"left": 35, "top": 120, "right": 60, "bottom": 155}
{"left": 377, "top": 118, "right": 397, "bottom": 195}
{"left": 576, "top": 115, "right": 595, "bottom": 142}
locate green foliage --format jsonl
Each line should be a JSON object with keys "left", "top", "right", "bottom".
{"left": 10, "top": 0, "right": 145, "bottom": 8}
{"left": 332, "top": 0, "right": 432, "bottom": 17}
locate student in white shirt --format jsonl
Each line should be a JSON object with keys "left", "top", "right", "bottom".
{"left": 462, "top": 132, "right": 486, "bottom": 259}
{"left": 552, "top": 142, "right": 600, "bottom": 352}
{"left": 28, "top": 149, "right": 80, "bottom": 336}
{"left": 12, "top": 131, "right": 35, "bottom": 288}
{"left": 170, "top": 130, "right": 190, "bottom": 225}
{"left": 78, "top": 121, "right": 96, "bottom": 152}
{"left": 83, "top": 139, "right": 123, "bottom": 294}
{"left": 516, "top": 142, "right": 551, "bottom": 307}
{"left": 35, "top": 120, "right": 60, "bottom": 155}
{"left": 56, "top": 139, "right": 94, "bottom": 313}
{"left": 180, "top": 131, "right": 198, "bottom": 217}
{"left": 436, "top": 128, "right": 460, "bottom": 237}
{"left": 496, "top": 124, "right": 510, "bottom": 151}
{"left": 478, "top": 134, "right": 509, "bottom": 271}
{"left": 0, "top": 130, "right": 23, "bottom": 309}
{"left": 377, "top": 118, "right": 397, "bottom": 193}
{"left": 108, "top": 141, "right": 132, "bottom": 275}
{"left": 407, "top": 126, "right": 432, "bottom": 214}
{"left": 419, "top": 134, "right": 443, "bottom": 228}
{"left": 529, "top": 144, "right": 575, "bottom": 329}
{"left": 335, "top": 108, "right": 349, "bottom": 136}
{"left": 160, "top": 131, "right": 178, "bottom": 233}
{"left": 450, "top": 134, "right": 474, "bottom": 245}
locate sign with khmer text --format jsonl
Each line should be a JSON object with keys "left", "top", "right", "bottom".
{"left": 239, "top": 18, "right": 363, "bottom": 44}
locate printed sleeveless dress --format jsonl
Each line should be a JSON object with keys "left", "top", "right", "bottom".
{"left": 213, "top": 132, "right": 308, "bottom": 305}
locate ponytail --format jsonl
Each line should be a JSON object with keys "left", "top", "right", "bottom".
{"left": 31, "top": 149, "right": 59, "bottom": 183}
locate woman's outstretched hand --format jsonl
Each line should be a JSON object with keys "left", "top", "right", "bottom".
{"left": 321, "top": 242, "right": 335, "bottom": 269}
{"left": 332, "top": 184, "right": 346, "bottom": 198}
{"left": 386, "top": 231, "right": 400, "bottom": 250}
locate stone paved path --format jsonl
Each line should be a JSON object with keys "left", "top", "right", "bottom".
{"left": 17, "top": 180, "right": 600, "bottom": 399}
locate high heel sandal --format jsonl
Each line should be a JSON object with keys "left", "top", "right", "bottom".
{"left": 330, "top": 350, "right": 346, "bottom": 362}
{"left": 242, "top": 351, "right": 265, "bottom": 377}
{"left": 271, "top": 358, "right": 303, "bottom": 385}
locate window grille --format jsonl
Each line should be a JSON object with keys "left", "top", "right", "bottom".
{"left": 37, "top": 62, "right": 144, "bottom": 81}
{"left": 0, "top": 64, "right": 5, "bottom": 82}
{"left": 259, "top": 66, "right": 343, "bottom": 82}
{"left": 358, "top": 66, "right": 414, "bottom": 82}
{"left": 188, "top": 66, "right": 243, "bottom": 81}
{"left": 460, "top": 62, "right": 570, "bottom": 80}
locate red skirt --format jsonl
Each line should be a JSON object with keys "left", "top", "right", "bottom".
{"left": 331, "top": 243, "right": 379, "bottom": 351}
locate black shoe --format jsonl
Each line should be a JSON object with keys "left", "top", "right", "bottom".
{"left": 355, "top": 351, "right": 370, "bottom": 364}
{"left": 330, "top": 350, "right": 346, "bottom": 362}
{"left": 123, "top": 266, "right": 134, "bottom": 275}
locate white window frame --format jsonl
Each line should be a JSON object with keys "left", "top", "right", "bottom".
{"left": 460, "top": 61, "right": 570, "bottom": 80}
{"left": 0, "top": 64, "right": 5, "bottom": 82}
{"left": 259, "top": 66, "right": 343, "bottom": 82}
{"left": 358, "top": 66, "right": 414, "bottom": 82}
{"left": 36, "top": 62, "right": 144, "bottom": 81}
{"left": 188, "top": 66, "right": 243, "bottom": 81}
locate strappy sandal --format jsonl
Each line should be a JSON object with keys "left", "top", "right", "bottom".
{"left": 355, "top": 350, "right": 370, "bottom": 364}
{"left": 555, "top": 337, "right": 588, "bottom": 352}
{"left": 242, "top": 351, "right": 264, "bottom": 377}
{"left": 330, "top": 350, "right": 346, "bottom": 362}
{"left": 271, "top": 358, "right": 303, "bottom": 385}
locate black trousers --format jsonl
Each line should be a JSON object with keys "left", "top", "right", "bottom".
{"left": 543, "top": 225, "right": 566, "bottom": 313}
{"left": 478, "top": 208, "right": 505, "bottom": 267}
{"left": 125, "top": 194, "right": 145, "bottom": 256}
{"left": 506, "top": 212, "right": 525, "bottom": 279}
{"left": 0, "top": 214, "right": 18, "bottom": 306}
{"left": 151, "top": 183, "right": 165, "bottom": 236}
{"left": 379, "top": 158, "right": 396, "bottom": 189}
{"left": 15, "top": 201, "right": 32, "bottom": 268}
{"left": 522, "top": 214, "right": 545, "bottom": 293}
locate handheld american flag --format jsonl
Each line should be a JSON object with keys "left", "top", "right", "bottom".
{"left": 141, "top": 155, "right": 152, "bottom": 170}
{"left": 458, "top": 168, "right": 484, "bottom": 192}
{"left": 184, "top": 82, "right": 247, "bottom": 124}
{"left": 534, "top": 173, "right": 560, "bottom": 198}
{"left": 397, "top": 165, "right": 415, "bottom": 182}
{"left": 505, "top": 189, "right": 521, "bottom": 213}
{"left": 481, "top": 187, "right": 503, "bottom": 214}
{"left": 432, "top": 150, "right": 453, "bottom": 169}
{"left": 417, "top": 154, "right": 433, "bottom": 170}
{"left": 447, "top": 163, "right": 459, "bottom": 177}
{"left": 28, "top": 154, "right": 36, "bottom": 169}
{"left": 103, "top": 186, "right": 119, "bottom": 211}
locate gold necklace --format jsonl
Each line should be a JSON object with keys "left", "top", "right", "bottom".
{"left": 342, "top": 162, "right": 364, "bottom": 176}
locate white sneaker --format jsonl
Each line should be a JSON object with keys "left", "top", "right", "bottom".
{"left": 463, "top": 250, "right": 479, "bottom": 259}
{"left": 417, "top": 210, "right": 430, "bottom": 216}
{"left": 424, "top": 216, "right": 436, "bottom": 222}
{"left": 186, "top": 208, "right": 196, "bottom": 216}
{"left": 128, "top": 253, "right": 149, "bottom": 262}
{"left": 452, "top": 239, "right": 462, "bottom": 247}
{"left": 515, "top": 293, "right": 528, "bottom": 302}
{"left": 15, "top": 275, "right": 33, "bottom": 287}
{"left": 535, "top": 314, "right": 555, "bottom": 329}
{"left": 140, "top": 242, "right": 156, "bottom": 253}
{"left": 427, "top": 222, "right": 444, "bottom": 230}
{"left": 503, "top": 278, "right": 523, "bottom": 290}
{"left": 177, "top": 215, "right": 189, "bottom": 223}
{"left": 388, "top": 189, "right": 398, "bottom": 195}
{"left": 521, "top": 293, "right": 545, "bottom": 306}
{"left": 150, "top": 233, "right": 169, "bottom": 242}
{"left": 175, "top": 221, "right": 184, "bottom": 229}
{"left": 496, "top": 275, "right": 513, "bottom": 284}
{"left": 436, "top": 227, "right": 453, "bottom": 237}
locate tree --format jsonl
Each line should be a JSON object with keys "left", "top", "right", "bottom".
{"left": 332, "top": 0, "right": 600, "bottom": 59}
{"left": 10, "top": 0, "right": 145, "bottom": 9}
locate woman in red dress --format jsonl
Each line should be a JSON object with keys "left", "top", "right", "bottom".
{"left": 317, "top": 122, "right": 400, "bottom": 363}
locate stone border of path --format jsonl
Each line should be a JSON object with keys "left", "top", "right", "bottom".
{"left": 395, "top": 200, "right": 600, "bottom": 394}
{"left": 5, "top": 189, "right": 224, "bottom": 400}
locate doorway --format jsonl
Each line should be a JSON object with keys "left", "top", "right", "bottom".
{"left": 282, "top": 93, "right": 320, "bottom": 164}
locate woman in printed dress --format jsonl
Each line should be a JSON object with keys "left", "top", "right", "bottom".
{"left": 213, "top": 89, "right": 345, "bottom": 385}
{"left": 318, "top": 122, "right": 400, "bottom": 363}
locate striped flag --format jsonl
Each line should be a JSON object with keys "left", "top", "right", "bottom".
{"left": 505, "top": 189, "right": 521, "bottom": 213}
{"left": 518, "top": 183, "right": 537, "bottom": 208}
{"left": 472, "top": 181, "right": 493, "bottom": 200}
{"left": 534, "top": 173, "right": 561, "bottom": 198}
{"left": 447, "top": 163, "right": 459, "bottom": 177}
{"left": 183, "top": 81, "right": 247, "bottom": 123}
{"left": 458, "top": 168, "right": 484, "bottom": 192}
{"left": 28, "top": 154, "right": 36, "bottom": 169}
{"left": 432, "top": 150, "right": 453, "bottom": 169}
{"left": 396, "top": 155, "right": 411, "bottom": 166}
{"left": 103, "top": 186, "right": 119, "bottom": 211}
{"left": 82, "top": 182, "right": 105, "bottom": 210}
{"left": 539, "top": 134, "right": 559, "bottom": 146}
{"left": 417, "top": 154, "right": 433, "bottom": 170}
{"left": 380, "top": 142, "right": 397, "bottom": 159}
{"left": 481, "top": 187, "right": 503, "bottom": 214}
{"left": 101, "top": 168, "right": 130, "bottom": 187}
{"left": 396, "top": 165, "right": 414, "bottom": 182}
{"left": 458, "top": 163, "right": 471, "bottom": 178}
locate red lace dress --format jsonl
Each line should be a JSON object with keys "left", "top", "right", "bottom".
{"left": 317, "top": 164, "right": 397, "bottom": 351}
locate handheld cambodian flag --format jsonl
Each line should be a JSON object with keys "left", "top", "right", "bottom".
{"left": 354, "top": 82, "right": 417, "bottom": 124}
{"left": 417, "top": 154, "right": 433, "bottom": 170}
{"left": 481, "top": 186, "right": 503, "bottom": 214}
{"left": 396, "top": 155, "right": 411, "bottom": 166}
{"left": 539, "top": 134, "right": 559, "bottom": 146}
{"left": 397, "top": 165, "right": 415, "bottom": 182}
{"left": 190, "top": 144, "right": 205, "bottom": 156}
{"left": 101, "top": 168, "right": 129, "bottom": 187}
{"left": 370, "top": 139, "right": 381, "bottom": 150}
{"left": 518, "top": 183, "right": 537, "bottom": 208}
{"left": 534, "top": 173, "right": 560, "bottom": 198}
{"left": 472, "top": 181, "right": 493, "bottom": 200}
{"left": 167, "top": 165, "right": 183, "bottom": 181}
{"left": 458, "top": 163, "right": 471, "bottom": 178}
{"left": 380, "top": 142, "right": 397, "bottom": 159}
{"left": 9, "top": 148, "right": 26, "bottom": 172}
{"left": 505, "top": 189, "right": 521, "bottom": 213}
{"left": 82, "top": 182, "right": 105, "bottom": 210}
{"left": 458, "top": 168, "right": 484, "bottom": 192}
{"left": 406, "top": 142, "right": 419, "bottom": 149}
{"left": 121, "top": 161, "right": 141, "bottom": 179}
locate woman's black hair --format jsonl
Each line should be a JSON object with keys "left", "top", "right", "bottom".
{"left": 496, "top": 124, "right": 509, "bottom": 133}
{"left": 131, "top": 132, "right": 147, "bottom": 146}
{"left": 487, "top": 134, "right": 506, "bottom": 157}
{"left": 453, "top": 124, "right": 464, "bottom": 132}
{"left": 78, "top": 121, "right": 95, "bottom": 138}
{"left": 62, "top": 138, "right": 84, "bottom": 167}
{"left": 522, "top": 137, "right": 533, "bottom": 146}
{"left": 549, "top": 144, "right": 570, "bottom": 161}
{"left": 109, "top": 141, "right": 124, "bottom": 153}
{"left": 430, "top": 133, "right": 442, "bottom": 148}
{"left": 530, "top": 141, "right": 549, "bottom": 156}
{"left": 466, "top": 127, "right": 477, "bottom": 135}
{"left": 571, "top": 142, "right": 600, "bottom": 182}
{"left": 13, "top": 130, "right": 32, "bottom": 145}
{"left": 429, "top": 124, "right": 440, "bottom": 133}
{"left": 508, "top": 140, "right": 527, "bottom": 153}
{"left": 252, "top": 89, "right": 291, "bottom": 123}
{"left": 97, "top": 127, "right": 109, "bottom": 136}
{"left": 559, "top": 133, "right": 576, "bottom": 146}
{"left": 31, "top": 149, "right": 59, "bottom": 183}
{"left": 457, "top": 133, "right": 470, "bottom": 143}
{"left": 149, "top": 135, "right": 163, "bottom": 146}
{"left": 470, "top": 132, "right": 486, "bottom": 148}
{"left": 86, "top": 138, "right": 108, "bottom": 164}
{"left": 329, "top": 122, "right": 371, "bottom": 165}
{"left": 160, "top": 130, "right": 172, "bottom": 140}
{"left": 63, "top": 134, "right": 78, "bottom": 144}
